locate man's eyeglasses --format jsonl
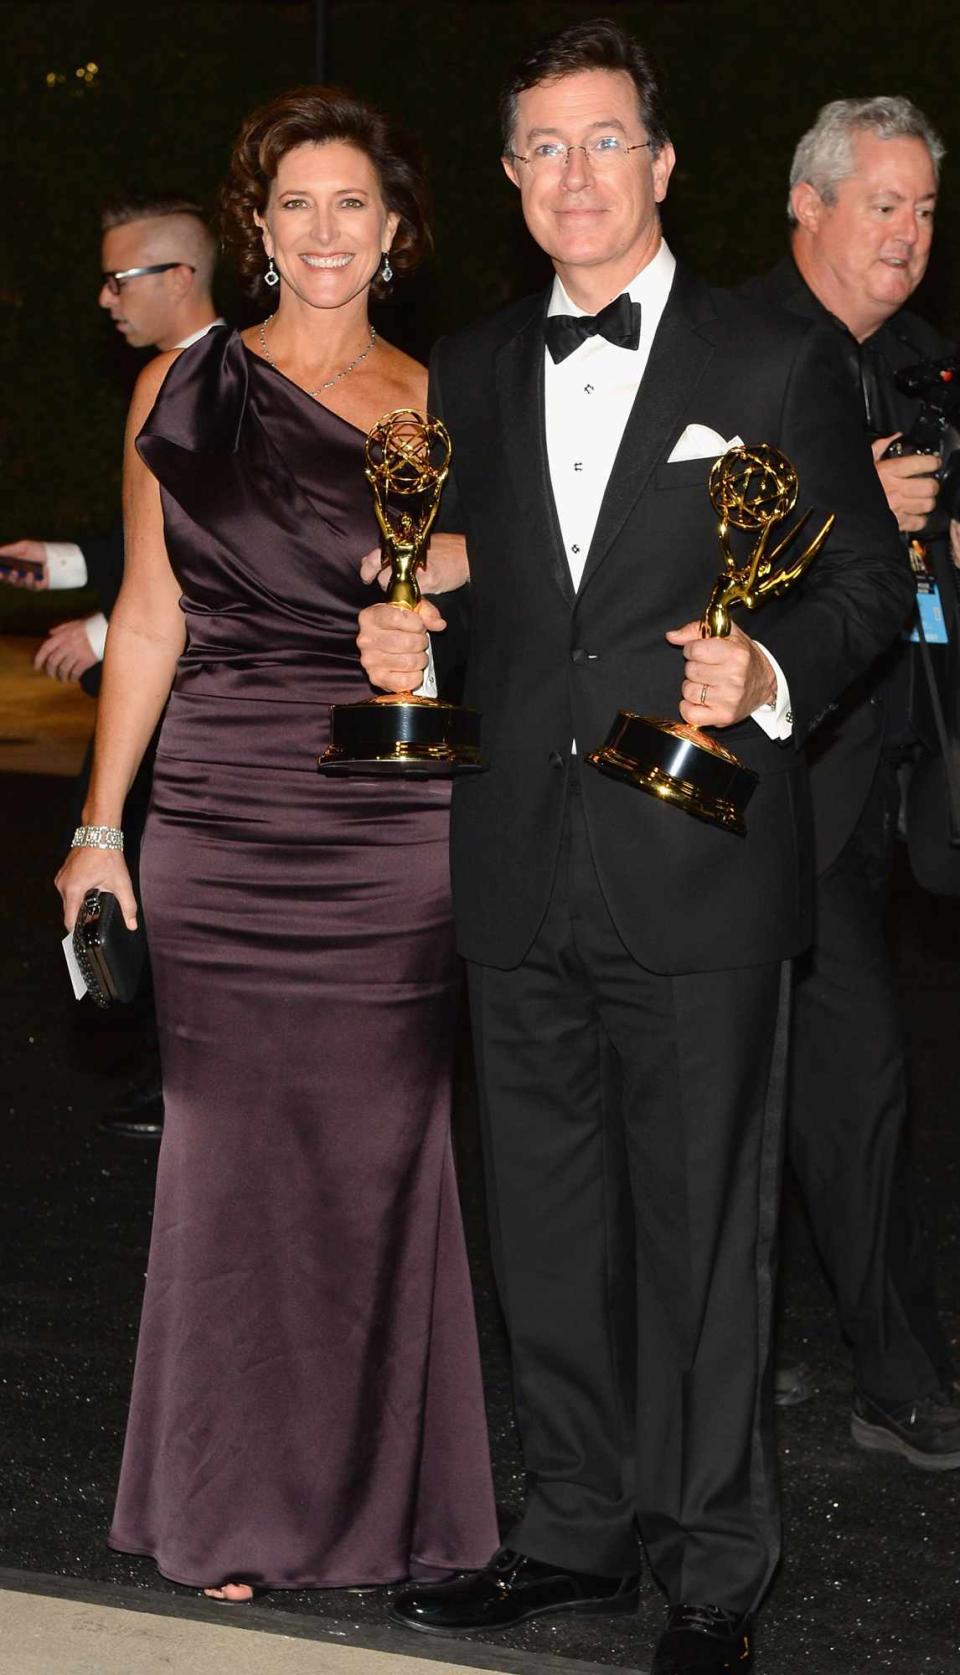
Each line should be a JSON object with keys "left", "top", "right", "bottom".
{"left": 101, "top": 262, "right": 195, "bottom": 296}
{"left": 511, "top": 137, "right": 652, "bottom": 173}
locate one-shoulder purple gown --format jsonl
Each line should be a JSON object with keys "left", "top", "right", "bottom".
{"left": 107, "top": 327, "right": 497, "bottom": 1590}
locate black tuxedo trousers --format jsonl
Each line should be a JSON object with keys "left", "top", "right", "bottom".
{"left": 470, "top": 768, "right": 789, "bottom": 1611}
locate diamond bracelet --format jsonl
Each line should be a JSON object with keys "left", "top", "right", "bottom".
{"left": 71, "top": 825, "right": 124, "bottom": 852}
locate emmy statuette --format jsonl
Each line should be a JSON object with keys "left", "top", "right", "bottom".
{"left": 318, "top": 409, "right": 486, "bottom": 776}
{"left": 586, "top": 444, "right": 835, "bottom": 833}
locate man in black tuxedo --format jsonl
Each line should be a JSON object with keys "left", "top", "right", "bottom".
{"left": 359, "top": 22, "right": 911, "bottom": 1673}
{"left": 743, "top": 98, "right": 960, "bottom": 1470}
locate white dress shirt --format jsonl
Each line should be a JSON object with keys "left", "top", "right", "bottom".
{"left": 42, "top": 319, "right": 225, "bottom": 661}
{"left": 543, "top": 246, "right": 791, "bottom": 742}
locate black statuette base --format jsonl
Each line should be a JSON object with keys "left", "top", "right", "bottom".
{"left": 586, "top": 711, "right": 758, "bottom": 835}
{"left": 318, "top": 696, "right": 487, "bottom": 778}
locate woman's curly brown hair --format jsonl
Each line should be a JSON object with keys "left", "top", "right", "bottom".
{"left": 220, "top": 86, "right": 432, "bottom": 302}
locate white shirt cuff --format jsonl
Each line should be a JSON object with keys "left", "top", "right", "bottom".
{"left": 412, "top": 636, "right": 437, "bottom": 700}
{"left": 750, "top": 642, "right": 793, "bottom": 741}
{"left": 42, "top": 540, "right": 88, "bottom": 589}
{"left": 83, "top": 612, "right": 108, "bottom": 661}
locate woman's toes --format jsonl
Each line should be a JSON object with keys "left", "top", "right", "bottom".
{"left": 203, "top": 1581, "right": 254, "bottom": 1602}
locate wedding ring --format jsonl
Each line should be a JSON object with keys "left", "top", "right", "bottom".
{"left": 699, "top": 684, "right": 709, "bottom": 705}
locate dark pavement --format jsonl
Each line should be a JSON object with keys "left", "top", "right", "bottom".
{"left": 1, "top": 769, "right": 958, "bottom": 1675}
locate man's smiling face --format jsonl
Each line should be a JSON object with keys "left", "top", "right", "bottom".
{"left": 503, "top": 68, "right": 674, "bottom": 297}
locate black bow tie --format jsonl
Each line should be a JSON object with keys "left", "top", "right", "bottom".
{"left": 544, "top": 293, "right": 642, "bottom": 363}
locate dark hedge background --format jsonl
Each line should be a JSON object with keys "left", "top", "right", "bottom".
{"left": 2, "top": 0, "right": 959, "bottom": 543}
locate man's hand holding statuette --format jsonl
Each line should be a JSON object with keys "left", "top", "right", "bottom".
{"left": 668, "top": 619, "right": 777, "bottom": 728}
{"left": 358, "top": 533, "right": 470, "bottom": 691}
{"left": 357, "top": 599, "right": 445, "bottom": 692}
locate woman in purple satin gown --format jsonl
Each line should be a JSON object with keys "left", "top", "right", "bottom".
{"left": 56, "top": 88, "right": 497, "bottom": 1600}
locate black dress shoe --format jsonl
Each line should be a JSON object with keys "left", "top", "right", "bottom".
{"left": 99, "top": 1078, "right": 164, "bottom": 1139}
{"left": 388, "top": 1547, "right": 640, "bottom": 1635}
{"left": 652, "top": 1604, "right": 753, "bottom": 1672}
{"left": 852, "top": 1387, "right": 960, "bottom": 1470}
{"left": 772, "top": 1358, "right": 814, "bottom": 1409}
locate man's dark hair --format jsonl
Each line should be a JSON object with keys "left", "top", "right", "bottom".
{"left": 499, "top": 17, "right": 670, "bottom": 157}
{"left": 100, "top": 192, "right": 209, "bottom": 232}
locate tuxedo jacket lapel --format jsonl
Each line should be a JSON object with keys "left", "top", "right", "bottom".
{"left": 495, "top": 292, "right": 576, "bottom": 606}
{"left": 577, "top": 266, "right": 717, "bottom": 598}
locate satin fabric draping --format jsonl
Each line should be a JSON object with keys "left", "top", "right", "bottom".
{"left": 107, "top": 327, "right": 497, "bottom": 1589}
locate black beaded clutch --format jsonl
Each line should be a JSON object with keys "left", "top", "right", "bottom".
{"left": 72, "top": 889, "right": 145, "bottom": 1007}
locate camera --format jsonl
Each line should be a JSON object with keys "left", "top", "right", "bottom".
{"left": 885, "top": 353, "right": 960, "bottom": 521}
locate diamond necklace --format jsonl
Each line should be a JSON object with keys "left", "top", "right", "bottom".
{"left": 257, "top": 318, "right": 377, "bottom": 395}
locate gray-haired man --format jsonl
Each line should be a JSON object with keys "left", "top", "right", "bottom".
{"left": 744, "top": 97, "right": 960, "bottom": 1468}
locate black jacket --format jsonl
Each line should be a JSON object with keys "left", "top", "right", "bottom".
{"left": 431, "top": 264, "right": 913, "bottom": 973}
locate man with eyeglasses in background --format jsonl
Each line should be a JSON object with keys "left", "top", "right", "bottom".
{"left": 358, "top": 18, "right": 911, "bottom": 1672}
{"left": 1, "top": 193, "right": 221, "bottom": 685}
{"left": 1, "top": 192, "right": 221, "bottom": 1138}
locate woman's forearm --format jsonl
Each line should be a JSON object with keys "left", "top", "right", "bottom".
{"left": 81, "top": 600, "right": 183, "bottom": 828}
{"left": 57, "top": 348, "right": 185, "bottom": 928}
{"left": 80, "top": 350, "right": 188, "bottom": 833}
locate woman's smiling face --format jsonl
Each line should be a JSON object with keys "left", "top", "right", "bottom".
{"left": 257, "top": 141, "right": 399, "bottom": 308}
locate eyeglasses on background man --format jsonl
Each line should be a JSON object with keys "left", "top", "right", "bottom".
{"left": 101, "top": 262, "right": 196, "bottom": 295}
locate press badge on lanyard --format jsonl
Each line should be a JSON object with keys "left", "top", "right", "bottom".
{"left": 907, "top": 539, "right": 949, "bottom": 644}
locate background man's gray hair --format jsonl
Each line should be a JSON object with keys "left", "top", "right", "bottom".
{"left": 787, "top": 96, "right": 945, "bottom": 223}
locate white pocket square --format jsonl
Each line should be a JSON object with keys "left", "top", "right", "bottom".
{"left": 667, "top": 425, "right": 744, "bottom": 463}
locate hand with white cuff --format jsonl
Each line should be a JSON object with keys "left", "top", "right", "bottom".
{"left": 357, "top": 533, "right": 468, "bottom": 693}
{"left": 668, "top": 618, "right": 778, "bottom": 728}
{"left": 34, "top": 618, "right": 102, "bottom": 682}
{"left": 357, "top": 598, "right": 445, "bottom": 693}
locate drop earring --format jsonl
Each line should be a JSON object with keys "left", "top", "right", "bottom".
{"left": 380, "top": 252, "right": 393, "bottom": 285}
{"left": 264, "top": 256, "right": 279, "bottom": 288}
